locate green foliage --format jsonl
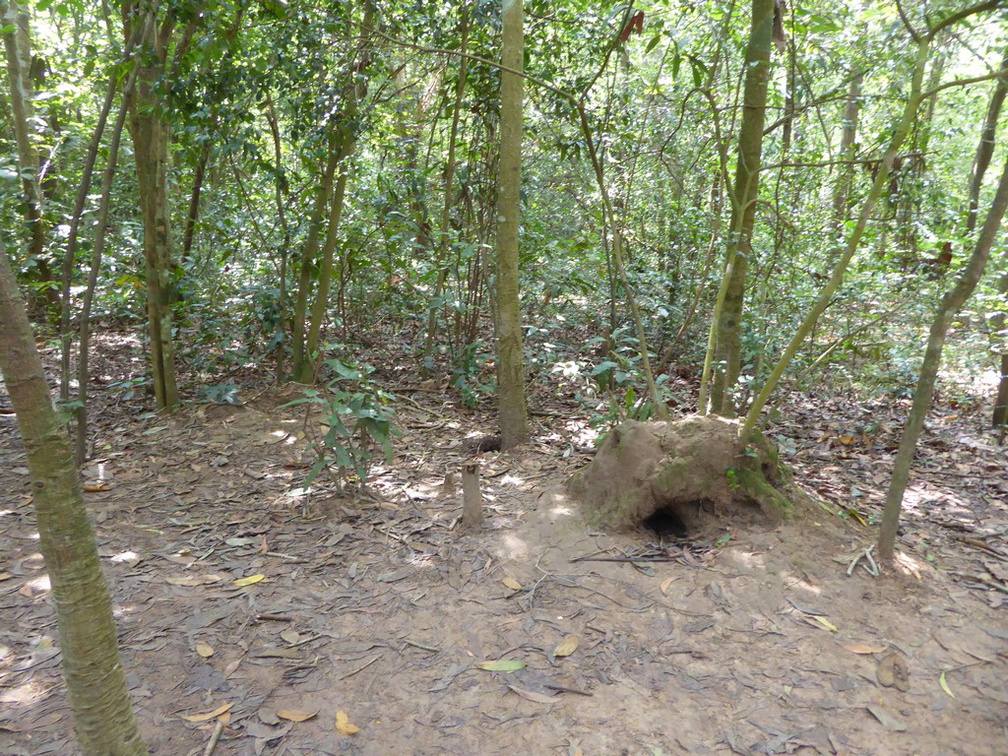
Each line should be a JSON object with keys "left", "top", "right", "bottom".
{"left": 281, "top": 356, "right": 399, "bottom": 489}
{"left": 451, "top": 341, "right": 496, "bottom": 408}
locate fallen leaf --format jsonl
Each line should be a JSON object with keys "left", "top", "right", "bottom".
{"left": 335, "top": 710, "right": 359, "bottom": 735}
{"left": 477, "top": 659, "right": 526, "bottom": 672}
{"left": 502, "top": 576, "right": 523, "bottom": 591}
{"left": 280, "top": 629, "right": 302, "bottom": 644}
{"left": 277, "top": 709, "right": 318, "bottom": 723}
{"left": 660, "top": 576, "right": 677, "bottom": 595}
{"left": 506, "top": 684, "right": 557, "bottom": 704}
{"left": 233, "top": 574, "right": 265, "bottom": 587}
{"left": 0, "top": 572, "right": 11, "bottom": 581}
{"left": 166, "top": 574, "right": 221, "bottom": 587}
{"left": 807, "top": 615, "right": 838, "bottom": 632}
{"left": 553, "top": 635, "right": 579, "bottom": 658}
{"left": 939, "top": 671, "right": 955, "bottom": 699}
{"left": 841, "top": 642, "right": 886, "bottom": 655}
{"left": 195, "top": 641, "right": 214, "bottom": 658}
{"left": 181, "top": 702, "right": 234, "bottom": 723}
{"left": 865, "top": 704, "right": 906, "bottom": 731}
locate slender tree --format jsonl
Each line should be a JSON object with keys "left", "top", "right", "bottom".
{"left": 0, "top": 239, "right": 148, "bottom": 756}
{"left": 495, "top": 0, "right": 529, "bottom": 448}
{"left": 123, "top": 0, "right": 181, "bottom": 410}
{"left": 703, "top": 0, "right": 775, "bottom": 416}
{"left": 877, "top": 154, "right": 1008, "bottom": 563}
{"left": 1, "top": 0, "right": 58, "bottom": 314}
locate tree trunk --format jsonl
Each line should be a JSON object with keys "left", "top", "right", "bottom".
{"left": 302, "top": 134, "right": 356, "bottom": 381}
{"left": 877, "top": 154, "right": 1008, "bottom": 563}
{"left": 76, "top": 93, "right": 131, "bottom": 463}
{"left": 707, "top": 0, "right": 774, "bottom": 416}
{"left": 265, "top": 89, "right": 292, "bottom": 378}
{"left": 1, "top": 0, "right": 59, "bottom": 315}
{"left": 292, "top": 1, "right": 372, "bottom": 384}
{"left": 968, "top": 45, "right": 1008, "bottom": 235}
{"left": 422, "top": 6, "right": 470, "bottom": 372}
{"left": 0, "top": 240, "right": 149, "bottom": 756}
{"left": 739, "top": 38, "right": 933, "bottom": 445}
{"left": 829, "top": 73, "right": 862, "bottom": 236}
{"left": 126, "top": 0, "right": 179, "bottom": 411}
{"left": 495, "top": 0, "right": 529, "bottom": 449}
{"left": 291, "top": 132, "right": 340, "bottom": 380}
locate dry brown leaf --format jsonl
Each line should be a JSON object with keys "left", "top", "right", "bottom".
{"left": 280, "top": 629, "right": 302, "bottom": 644}
{"left": 166, "top": 574, "right": 221, "bottom": 587}
{"left": 277, "top": 709, "right": 318, "bottom": 723}
{"left": 841, "top": 642, "right": 886, "bottom": 655}
{"left": 660, "top": 576, "right": 677, "bottom": 595}
{"left": 195, "top": 641, "right": 214, "bottom": 658}
{"left": 181, "top": 702, "right": 233, "bottom": 723}
{"left": 506, "top": 684, "right": 557, "bottom": 704}
{"left": 553, "top": 635, "right": 579, "bottom": 658}
{"left": 502, "top": 576, "right": 523, "bottom": 591}
{"left": 335, "top": 710, "right": 359, "bottom": 735}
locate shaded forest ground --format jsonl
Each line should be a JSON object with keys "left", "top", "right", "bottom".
{"left": 1, "top": 332, "right": 1006, "bottom": 755}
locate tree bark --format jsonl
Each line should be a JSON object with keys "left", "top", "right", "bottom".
{"left": 740, "top": 39, "right": 933, "bottom": 445}
{"left": 422, "top": 6, "right": 470, "bottom": 372}
{"left": 292, "top": 0, "right": 372, "bottom": 384}
{"left": 966, "top": 45, "right": 1007, "bottom": 235}
{"left": 291, "top": 132, "right": 340, "bottom": 380}
{"left": 125, "top": 0, "right": 179, "bottom": 410}
{"left": 0, "top": 240, "right": 149, "bottom": 756}
{"left": 829, "top": 73, "right": 862, "bottom": 236}
{"left": 76, "top": 93, "right": 131, "bottom": 463}
{"left": 877, "top": 154, "right": 1008, "bottom": 563}
{"left": 1, "top": 0, "right": 59, "bottom": 315}
{"left": 707, "top": 0, "right": 774, "bottom": 416}
{"left": 495, "top": 0, "right": 529, "bottom": 448}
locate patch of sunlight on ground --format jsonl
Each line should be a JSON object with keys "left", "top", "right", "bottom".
{"left": 500, "top": 533, "right": 528, "bottom": 561}
{"left": 726, "top": 549, "right": 766, "bottom": 571}
{"left": 24, "top": 575, "right": 50, "bottom": 596}
{"left": 0, "top": 679, "right": 48, "bottom": 706}
{"left": 782, "top": 571, "right": 823, "bottom": 596}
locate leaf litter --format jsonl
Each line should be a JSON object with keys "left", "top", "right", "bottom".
{"left": 0, "top": 334, "right": 1005, "bottom": 754}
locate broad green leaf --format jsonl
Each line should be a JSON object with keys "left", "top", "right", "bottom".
{"left": 477, "top": 659, "right": 525, "bottom": 672}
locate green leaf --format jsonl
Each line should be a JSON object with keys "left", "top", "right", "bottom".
{"left": 477, "top": 660, "right": 525, "bottom": 672}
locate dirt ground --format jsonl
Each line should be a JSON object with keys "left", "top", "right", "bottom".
{"left": 1, "top": 345, "right": 1007, "bottom": 755}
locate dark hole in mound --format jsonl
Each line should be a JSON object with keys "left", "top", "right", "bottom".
{"left": 642, "top": 506, "right": 688, "bottom": 538}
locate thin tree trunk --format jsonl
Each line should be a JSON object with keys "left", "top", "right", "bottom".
{"left": 302, "top": 135, "right": 355, "bottom": 381}
{"left": 829, "top": 73, "right": 862, "bottom": 236}
{"left": 707, "top": 0, "right": 774, "bottom": 416}
{"left": 2, "top": 0, "right": 58, "bottom": 314}
{"left": 58, "top": 71, "right": 118, "bottom": 404}
{"left": 877, "top": 154, "right": 1008, "bottom": 563}
{"left": 495, "top": 0, "right": 529, "bottom": 448}
{"left": 968, "top": 45, "right": 1008, "bottom": 235}
{"left": 740, "top": 39, "right": 933, "bottom": 445}
{"left": 181, "top": 140, "right": 210, "bottom": 268}
{"left": 125, "top": 0, "right": 179, "bottom": 410}
{"left": 291, "top": 132, "right": 340, "bottom": 379}
{"left": 0, "top": 239, "right": 149, "bottom": 756}
{"left": 76, "top": 93, "right": 131, "bottom": 463}
{"left": 265, "top": 89, "right": 291, "bottom": 378}
{"left": 422, "top": 6, "right": 469, "bottom": 371}
{"left": 294, "top": 1, "right": 372, "bottom": 384}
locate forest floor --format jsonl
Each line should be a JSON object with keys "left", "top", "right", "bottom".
{"left": 1, "top": 332, "right": 1007, "bottom": 756}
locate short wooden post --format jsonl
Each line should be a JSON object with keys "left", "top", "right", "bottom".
{"left": 461, "top": 463, "right": 482, "bottom": 528}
